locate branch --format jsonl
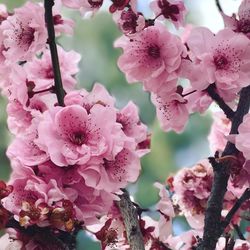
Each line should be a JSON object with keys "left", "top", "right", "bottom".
{"left": 215, "top": 0, "right": 223, "bottom": 13}
{"left": 206, "top": 84, "right": 235, "bottom": 120}
{"left": 44, "top": 0, "right": 65, "bottom": 106}
{"left": 221, "top": 188, "right": 250, "bottom": 231}
{"left": 197, "top": 86, "right": 250, "bottom": 250}
{"left": 233, "top": 224, "right": 246, "bottom": 241}
{"left": 6, "top": 217, "right": 75, "bottom": 250}
{"left": 116, "top": 189, "right": 145, "bottom": 250}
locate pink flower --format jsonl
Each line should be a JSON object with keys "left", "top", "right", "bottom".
{"left": 1, "top": 2, "right": 47, "bottom": 61}
{"left": 172, "top": 160, "right": 213, "bottom": 229}
{"left": 78, "top": 149, "right": 141, "bottom": 192}
{"left": 109, "top": 0, "right": 137, "bottom": 13}
{"left": 0, "top": 234, "right": 23, "bottom": 250}
{"left": 235, "top": 114, "right": 250, "bottom": 160}
{"left": 115, "top": 23, "right": 185, "bottom": 94}
{"left": 184, "top": 88, "right": 212, "bottom": 114}
{"left": 52, "top": 1, "right": 75, "bottom": 35}
{"left": 208, "top": 112, "right": 231, "bottom": 154}
{"left": 2, "top": 161, "right": 114, "bottom": 227}
{"left": 61, "top": 0, "right": 103, "bottom": 16}
{"left": 184, "top": 28, "right": 250, "bottom": 101}
{"left": 223, "top": 0, "right": 250, "bottom": 39}
{"left": 25, "top": 46, "right": 81, "bottom": 92}
{"left": 64, "top": 84, "right": 115, "bottom": 110}
{"left": 117, "top": 101, "right": 149, "bottom": 155}
{"left": 154, "top": 183, "right": 175, "bottom": 242}
{"left": 0, "top": 4, "right": 8, "bottom": 24}
{"left": 151, "top": 91, "right": 189, "bottom": 133}
{"left": 167, "top": 230, "right": 202, "bottom": 250}
{"left": 150, "top": 0, "right": 187, "bottom": 29}
{"left": 7, "top": 119, "right": 48, "bottom": 166}
{"left": 36, "top": 104, "right": 124, "bottom": 166}
{"left": 112, "top": 7, "right": 145, "bottom": 35}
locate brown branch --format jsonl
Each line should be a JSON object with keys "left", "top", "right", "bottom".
{"left": 44, "top": 0, "right": 65, "bottom": 106}
{"left": 206, "top": 84, "right": 235, "bottom": 120}
{"left": 6, "top": 217, "right": 75, "bottom": 250}
{"left": 116, "top": 189, "right": 145, "bottom": 250}
{"left": 197, "top": 86, "right": 250, "bottom": 250}
{"left": 233, "top": 224, "right": 246, "bottom": 241}
{"left": 221, "top": 188, "right": 250, "bottom": 231}
{"left": 226, "top": 238, "right": 235, "bottom": 250}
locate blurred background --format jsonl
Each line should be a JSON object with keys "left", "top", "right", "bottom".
{"left": 0, "top": 0, "right": 242, "bottom": 249}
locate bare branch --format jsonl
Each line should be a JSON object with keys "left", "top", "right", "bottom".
{"left": 221, "top": 188, "right": 250, "bottom": 231}
{"left": 206, "top": 84, "right": 235, "bottom": 120}
{"left": 116, "top": 189, "right": 145, "bottom": 250}
{"left": 197, "top": 86, "right": 250, "bottom": 250}
{"left": 44, "top": 0, "right": 65, "bottom": 106}
{"left": 215, "top": 0, "right": 223, "bottom": 13}
{"left": 233, "top": 224, "right": 246, "bottom": 241}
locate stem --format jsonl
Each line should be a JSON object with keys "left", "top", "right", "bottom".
{"left": 44, "top": 0, "right": 65, "bottom": 106}
{"left": 221, "top": 188, "right": 250, "bottom": 231}
{"left": 206, "top": 84, "right": 235, "bottom": 120}
{"left": 215, "top": 0, "right": 223, "bottom": 13}
{"left": 116, "top": 189, "right": 145, "bottom": 250}
{"left": 6, "top": 218, "right": 75, "bottom": 250}
{"left": 233, "top": 224, "right": 246, "bottom": 240}
{"left": 182, "top": 89, "right": 197, "bottom": 97}
{"left": 197, "top": 86, "right": 250, "bottom": 250}
{"left": 33, "top": 86, "right": 54, "bottom": 95}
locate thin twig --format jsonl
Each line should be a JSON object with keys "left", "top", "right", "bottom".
{"left": 215, "top": 0, "right": 223, "bottom": 13}
{"left": 233, "top": 224, "right": 246, "bottom": 240}
{"left": 116, "top": 189, "right": 145, "bottom": 250}
{"left": 221, "top": 188, "right": 250, "bottom": 231}
{"left": 206, "top": 84, "right": 235, "bottom": 120}
{"left": 44, "top": 0, "right": 65, "bottom": 106}
{"left": 227, "top": 238, "right": 235, "bottom": 250}
{"left": 197, "top": 86, "right": 250, "bottom": 250}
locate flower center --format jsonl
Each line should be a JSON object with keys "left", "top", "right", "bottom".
{"left": 148, "top": 44, "right": 160, "bottom": 59}
{"left": 18, "top": 25, "right": 35, "bottom": 48}
{"left": 69, "top": 131, "right": 86, "bottom": 145}
{"left": 214, "top": 54, "right": 229, "bottom": 70}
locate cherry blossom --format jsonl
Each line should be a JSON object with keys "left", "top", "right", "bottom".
{"left": 183, "top": 27, "right": 250, "bottom": 101}
{"left": 150, "top": 0, "right": 187, "bottom": 29}
{"left": 172, "top": 160, "right": 213, "bottom": 229}
{"left": 112, "top": 7, "right": 145, "bottom": 35}
{"left": 61, "top": 0, "right": 104, "bottom": 16}
{"left": 115, "top": 22, "right": 185, "bottom": 94}
{"left": 223, "top": 0, "right": 250, "bottom": 39}
{"left": 1, "top": 2, "right": 47, "bottom": 61}
{"left": 25, "top": 46, "right": 81, "bottom": 92}
{"left": 235, "top": 113, "right": 250, "bottom": 160}
{"left": 208, "top": 112, "right": 231, "bottom": 154}
{"left": 151, "top": 90, "right": 189, "bottom": 133}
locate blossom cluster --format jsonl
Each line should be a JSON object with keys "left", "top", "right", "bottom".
{"left": 0, "top": 1, "right": 150, "bottom": 248}
{"left": 0, "top": 0, "right": 250, "bottom": 249}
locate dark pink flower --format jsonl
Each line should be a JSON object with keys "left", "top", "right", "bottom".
{"left": 172, "top": 160, "right": 213, "bottom": 229}
{"left": 150, "top": 0, "right": 187, "bottom": 29}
